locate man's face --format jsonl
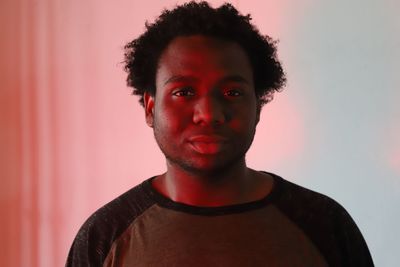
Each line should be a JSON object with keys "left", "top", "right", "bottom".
{"left": 144, "top": 35, "right": 260, "bottom": 174}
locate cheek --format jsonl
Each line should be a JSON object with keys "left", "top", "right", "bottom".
{"left": 231, "top": 103, "right": 258, "bottom": 131}
{"left": 230, "top": 116, "right": 257, "bottom": 134}
{"left": 155, "top": 103, "right": 191, "bottom": 132}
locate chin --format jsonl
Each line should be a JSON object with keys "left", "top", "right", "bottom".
{"left": 168, "top": 153, "right": 245, "bottom": 176}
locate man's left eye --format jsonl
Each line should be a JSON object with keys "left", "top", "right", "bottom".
{"left": 224, "top": 89, "right": 243, "bottom": 97}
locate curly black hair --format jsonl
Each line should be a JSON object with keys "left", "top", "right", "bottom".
{"left": 124, "top": 1, "right": 286, "bottom": 107}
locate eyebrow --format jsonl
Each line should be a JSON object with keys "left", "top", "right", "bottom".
{"left": 163, "top": 74, "right": 250, "bottom": 86}
{"left": 219, "top": 75, "right": 250, "bottom": 85}
{"left": 163, "top": 75, "right": 198, "bottom": 85}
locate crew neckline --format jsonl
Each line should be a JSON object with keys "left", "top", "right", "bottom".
{"left": 141, "top": 171, "right": 283, "bottom": 216}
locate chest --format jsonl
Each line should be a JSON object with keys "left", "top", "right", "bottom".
{"left": 104, "top": 205, "right": 328, "bottom": 267}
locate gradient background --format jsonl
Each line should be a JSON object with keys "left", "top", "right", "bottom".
{"left": 1, "top": 0, "right": 399, "bottom": 266}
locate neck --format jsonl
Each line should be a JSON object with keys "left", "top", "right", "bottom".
{"left": 153, "top": 158, "right": 265, "bottom": 207}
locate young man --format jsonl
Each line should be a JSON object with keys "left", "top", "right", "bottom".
{"left": 66, "top": 2, "right": 373, "bottom": 266}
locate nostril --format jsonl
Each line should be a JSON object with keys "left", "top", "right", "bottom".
{"left": 192, "top": 99, "right": 226, "bottom": 125}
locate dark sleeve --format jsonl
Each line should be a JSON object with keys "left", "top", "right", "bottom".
{"left": 332, "top": 203, "right": 374, "bottom": 267}
{"left": 66, "top": 211, "right": 113, "bottom": 267}
{"left": 65, "top": 184, "right": 154, "bottom": 267}
{"left": 275, "top": 178, "right": 374, "bottom": 267}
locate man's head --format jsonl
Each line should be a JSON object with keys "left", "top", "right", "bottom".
{"left": 124, "top": 1, "right": 286, "bottom": 174}
{"left": 124, "top": 1, "right": 286, "bottom": 109}
{"left": 144, "top": 35, "right": 258, "bottom": 174}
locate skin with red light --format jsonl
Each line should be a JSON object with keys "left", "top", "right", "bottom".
{"left": 144, "top": 35, "right": 273, "bottom": 207}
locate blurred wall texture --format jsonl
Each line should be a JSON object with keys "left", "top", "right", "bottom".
{"left": 1, "top": 0, "right": 399, "bottom": 266}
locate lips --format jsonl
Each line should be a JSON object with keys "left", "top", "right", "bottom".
{"left": 188, "top": 135, "right": 228, "bottom": 143}
{"left": 188, "top": 135, "right": 228, "bottom": 154}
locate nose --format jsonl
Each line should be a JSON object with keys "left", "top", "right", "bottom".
{"left": 192, "top": 95, "right": 226, "bottom": 126}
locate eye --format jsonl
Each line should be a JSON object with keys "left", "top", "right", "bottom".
{"left": 224, "top": 89, "right": 243, "bottom": 97}
{"left": 172, "top": 87, "right": 195, "bottom": 97}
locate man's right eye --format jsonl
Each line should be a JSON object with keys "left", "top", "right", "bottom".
{"left": 172, "top": 88, "right": 195, "bottom": 97}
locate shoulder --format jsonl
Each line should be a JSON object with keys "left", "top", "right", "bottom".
{"left": 272, "top": 174, "right": 359, "bottom": 236}
{"left": 66, "top": 179, "right": 156, "bottom": 266}
{"left": 274, "top": 175, "right": 345, "bottom": 217}
{"left": 271, "top": 174, "right": 374, "bottom": 266}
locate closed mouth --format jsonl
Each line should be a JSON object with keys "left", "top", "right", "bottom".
{"left": 187, "top": 135, "right": 229, "bottom": 154}
{"left": 188, "top": 135, "right": 228, "bottom": 143}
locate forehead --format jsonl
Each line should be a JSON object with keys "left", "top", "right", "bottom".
{"left": 156, "top": 35, "right": 253, "bottom": 82}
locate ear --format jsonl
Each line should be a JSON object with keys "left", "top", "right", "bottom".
{"left": 143, "top": 92, "right": 155, "bottom": 128}
{"left": 255, "top": 102, "right": 261, "bottom": 126}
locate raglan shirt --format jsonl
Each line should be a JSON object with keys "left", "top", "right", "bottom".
{"left": 66, "top": 172, "right": 374, "bottom": 267}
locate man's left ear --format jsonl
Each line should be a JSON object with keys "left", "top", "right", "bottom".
{"left": 255, "top": 103, "right": 261, "bottom": 125}
{"left": 143, "top": 92, "right": 155, "bottom": 128}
